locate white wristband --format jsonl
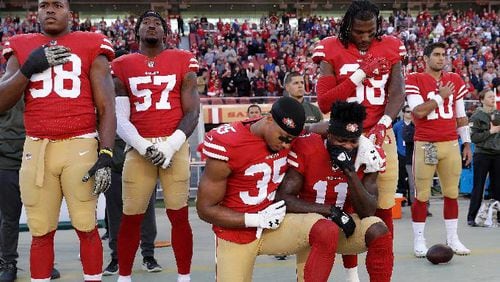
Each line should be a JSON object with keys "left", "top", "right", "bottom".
{"left": 457, "top": 125, "right": 471, "bottom": 143}
{"left": 432, "top": 95, "right": 444, "bottom": 107}
{"left": 169, "top": 129, "right": 187, "bottom": 151}
{"left": 349, "top": 69, "right": 367, "bottom": 86}
{"left": 378, "top": 115, "right": 393, "bottom": 128}
{"left": 244, "top": 213, "right": 260, "bottom": 228}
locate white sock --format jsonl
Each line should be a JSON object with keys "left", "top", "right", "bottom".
{"left": 345, "top": 266, "right": 360, "bottom": 282}
{"left": 445, "top": 218, "right": 458, "bottom": 242}
{"left": 178, "top": 274, "right": 191, "bottom": 282}
{"left": 412, "top": 222, "right": 426, "bottom": 240}
{"left": 117, "top": 275, "right": 132, "bottom": 282}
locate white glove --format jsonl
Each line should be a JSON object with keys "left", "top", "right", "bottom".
{"left": 355, "top": 136, "right": 386, "bottom": 173}
{"left": 155, "top": 129, "right": 186, "bottom": 169}
{"left": 244, "top": 200, "right": 286, "bottom": 230}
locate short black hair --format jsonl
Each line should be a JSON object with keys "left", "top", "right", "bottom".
{"left": 284, "top": 71, "right": 303, "bottom": 85}
{"left": 339, "top": 0, "right": 383, "bottom": 48}
{"left": 135, "top": 10, "right": 169, "bottom": 40}
{"left": 247, "top": 104, "right": 261, "bottom": 113}
{"left": 423, "top": 42, "right": 446, "bottom": 57}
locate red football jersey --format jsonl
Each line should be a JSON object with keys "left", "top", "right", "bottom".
{"left": 288, "top": 133, "right": 353, "bottom": 213}
{"left": 3, "top": 32, "right": 114, "bottom": 139}
{"left": 405, "top": 72, "right": 467, "bottom": 142}
{"left": 111, "top": 49, "right": 199, "bottom": 137}
{"left": 202, "top": 121, "right": 290, "bottom": 244}
{"left": 315, "top": 36, "right": 406, "bottom": 130}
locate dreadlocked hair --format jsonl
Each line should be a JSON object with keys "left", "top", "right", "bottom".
{"left": 338, "top": 0, "right": 383, "bottom": 48}
{"left": 135, "top": 10, "right": 169, "bottom": 40}
{"left": 329, "top": 101, "right": 366, "bottom": 126}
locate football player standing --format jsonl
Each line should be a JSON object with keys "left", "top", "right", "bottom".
{"left": 0, "top": 0, "right": 116, "bottom": 280}
{"left": 112, "top": 10, "right": 199, "bottom": 282}
{"left": 406, "top": 42, "right": 472, "bottom": 257}
{"left": 312, "top": 1, "right": 405, "bottom": 279}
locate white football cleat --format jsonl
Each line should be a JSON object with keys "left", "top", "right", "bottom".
{"left": 414, "top": 238, "right": 428, "bottom": 258}
{"left": 447, "top": 239, "right": 471, "bottom": 255}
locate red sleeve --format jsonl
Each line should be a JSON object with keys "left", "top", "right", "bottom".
{"left": 288, "top": 139, "right": 308, "bottom": 175}
{"left": 201, "top": 124, "right": 236, "bottom": 164}
{"left": 316, "top": 74, "right": 357, "bottom": 114}
{"left": 453, "top": 74, "right": 468, "bottom": 100}
{"left": 405, "top": 73, "right": 421, "bottom": 97}
{"left": 90, "top": 33, "right": 115, "bottom": 62}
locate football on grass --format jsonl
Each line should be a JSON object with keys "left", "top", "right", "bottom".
{"left": 426, "top": 244, "right": 454, "bottom": 264}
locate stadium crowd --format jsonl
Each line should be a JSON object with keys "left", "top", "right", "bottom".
{"left": 0, "top": 7, "right": 499, "bottom": 105}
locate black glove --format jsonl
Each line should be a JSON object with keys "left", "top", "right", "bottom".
{"left": 329, "top": 205, "right": 356, "bottom": 238}
{"left": 144, "top": 145, "right": 166, "bottom": 166}
{"left": 82, "top": 152, "right": 112, "bottom": 196}
{"left": 327, "top": 143, "right": 355, "bottom": 172}
{"left": 20, "top": 45, "right": 71, "bottom": 78}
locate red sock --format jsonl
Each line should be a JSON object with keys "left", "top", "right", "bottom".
{"left": 30, "top": 230, "right": 56, "bottom": 279}
{"left": 76, "top": 228, "right": 103, "bottom": 278}
{"left": 411, "top": 200, "right": 427, "bottom": 222}
{"left": 167, "top": 207, "right": 193, "bottom": 274}
{"left": 304, "top": 219, "right": 338, "bottom": 282}
{"left": 375, "top": 208, "right": 393, "bottom": 237}
{"left": 342, "top": 254, "right": 358, "bottom": 269}
{"left": 117, "top": 213, "right": 145, "bottom": 276}
{"left": 366, "top": 232, "right": 393, "bottom": 282}
{"left": 443, "top": 197, "right": 458, "bottom": 219}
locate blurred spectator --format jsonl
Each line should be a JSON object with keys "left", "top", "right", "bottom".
{"left": 393, "top": 106, "right": 412, "bottom": 203}
{"left": 467, "top": 89, "right": 500, "bottom": 226}
{"left": 234, "top": 66, "right": 251, "bottom": 97}
{"left": 284, "top": 71, "right": 322, "bottom": 124}
{"left": 246, "top": 104, "right": 262, "bottom": 119}
{"left": 197, "top": 69, "right": 208, "bottom": 96}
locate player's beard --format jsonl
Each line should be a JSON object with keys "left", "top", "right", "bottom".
{"left": 144, "top": 37, "right": 160, "bottom": 45}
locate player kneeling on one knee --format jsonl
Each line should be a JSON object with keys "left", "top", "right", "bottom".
{"left": 197, "top": 97, "right": 342, "bottom": 282}
{"left": 276, "top": 101, "right": 394, "bottom": 282}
